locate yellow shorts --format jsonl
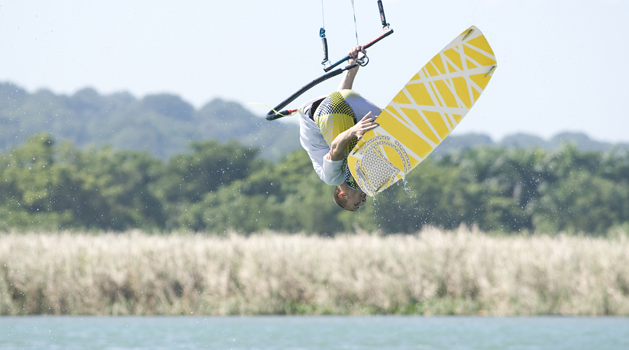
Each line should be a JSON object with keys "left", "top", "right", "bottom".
{"left": 315, "top": 90, "right": 366, "bottom": 155}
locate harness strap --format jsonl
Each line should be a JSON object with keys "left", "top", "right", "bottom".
{"left": 307, "top": 97, "right": 325, "bottom": 121}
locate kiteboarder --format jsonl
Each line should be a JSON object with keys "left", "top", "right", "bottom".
{"left": 298, "top": 46, "right": 381, "bottom": 211}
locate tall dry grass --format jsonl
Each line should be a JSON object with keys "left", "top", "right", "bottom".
{"left": 1, "top": 228, "right": 628, "bottom": 316}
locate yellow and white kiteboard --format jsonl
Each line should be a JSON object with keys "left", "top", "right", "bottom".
{"left": 348, "top": 25, "right": 497, "bottom": 196}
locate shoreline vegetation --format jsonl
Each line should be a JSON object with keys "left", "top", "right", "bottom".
{"left": 2, "top": 134, "right": 629, "bottom": 235}
{"left": 2, "top": 229, "right": 628, "bottom": 316}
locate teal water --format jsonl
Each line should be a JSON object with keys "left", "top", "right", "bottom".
{"left": 1, "top": 316, "right": 628, "bottom": 350}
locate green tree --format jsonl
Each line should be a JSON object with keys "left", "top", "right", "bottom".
{"left": 155, "top": 140, "right": 263, "bottom": 205}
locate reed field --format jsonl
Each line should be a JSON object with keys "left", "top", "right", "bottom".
{"left": 1, "top": 228, "right": 628, "bottom": 316}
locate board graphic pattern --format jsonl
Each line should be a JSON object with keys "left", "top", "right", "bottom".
{"left": 348, "top": 26, "right": 497, "bottom": 196}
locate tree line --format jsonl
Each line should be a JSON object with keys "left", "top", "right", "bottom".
{"left": 0, "top": 82, "right": 299, "bottom": 160}
{"left": 1, "top": 133, "right": 627, "bottom": 234}
{"left": 3, "top": 81, "right": 627, "bottom": 163}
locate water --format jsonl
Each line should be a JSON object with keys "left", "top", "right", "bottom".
{"left": 1, "top": 316, "right": 628, "bottom": 350}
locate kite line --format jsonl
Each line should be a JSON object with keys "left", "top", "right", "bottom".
{"left": 265, "top": 0, "right": 394, "bottom": 121}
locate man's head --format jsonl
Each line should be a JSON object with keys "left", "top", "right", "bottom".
{"left": 334, "top": 183, "right": 367, "bottom": 211}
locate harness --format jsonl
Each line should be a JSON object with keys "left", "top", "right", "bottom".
{"left": 306, "top": 98, "right": 325, "bottom": 121}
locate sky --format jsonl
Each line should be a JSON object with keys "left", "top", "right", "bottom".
{"left": 1, "top": 0, "right": 627, "bottom": 143}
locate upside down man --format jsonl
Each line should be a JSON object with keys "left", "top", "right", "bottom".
{"left": 298, "top": 46, "right": 381, "bottom": 211}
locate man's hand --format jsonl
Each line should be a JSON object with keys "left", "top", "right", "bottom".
{"left": 347, "top": 46, "right": 366, "bottom": 66}
{"left": 326, "top": 112, "right": 379, "bottom": 161}
{"left": 337, "top": 46, "right": 366, "bottom": 91}
{"left": 349, "top": 112, "right": 378, "bottom": 139}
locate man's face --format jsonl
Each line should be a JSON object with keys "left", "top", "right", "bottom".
{"left": 344, "top": 188, "right": 367, "bottom": 211}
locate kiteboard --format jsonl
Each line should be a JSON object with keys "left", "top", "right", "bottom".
{"left": 347, "top": 25, "right": 497, "bottom": 196}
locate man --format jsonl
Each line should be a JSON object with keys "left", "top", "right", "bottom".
{"left": 298, "top": 46, "right": 381, "bottom": 211}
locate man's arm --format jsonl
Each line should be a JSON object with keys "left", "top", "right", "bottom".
{"left": 336, "top": 46, "right": 365, "bottom": 91}
{"left": 325, "top": 112, "right": 378, "bottom": 161}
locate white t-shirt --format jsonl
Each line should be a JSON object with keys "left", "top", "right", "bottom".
{"left": 298, "top": 93, "right": 380, "bottom": 186}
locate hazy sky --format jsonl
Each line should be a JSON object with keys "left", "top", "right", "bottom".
{"left": 1, "top": 0, "right": 627, "bottom": 142}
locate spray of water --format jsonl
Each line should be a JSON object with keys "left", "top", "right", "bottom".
{"left": 401, "top": 176, "right": 411, "bottom": 194}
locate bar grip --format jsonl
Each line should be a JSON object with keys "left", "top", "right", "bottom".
{"left": 321, "top": 37, "right": 329, "bottom": 64}
{"left": 377, "top": 0, "right": 388, "bottom": 28}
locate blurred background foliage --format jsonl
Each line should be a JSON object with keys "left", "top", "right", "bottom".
{"left": 0, "top": 82, "right": 300, "bottom": 161}
{"left": 2, "top": 81, "right": 628, "bottom": 161}
{"left": 1, "top": 81, "right": 628, "bottom": 235}
{"left": 1, "top": 133, "right": 628, "bottom": 235}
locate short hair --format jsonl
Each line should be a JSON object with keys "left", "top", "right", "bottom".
{"left": 333, "top": 186, "right": 349, "bottom": 210}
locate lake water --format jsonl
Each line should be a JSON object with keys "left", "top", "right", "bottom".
{"left": 1, "top": 316, "right": 628, "bottom": 350}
